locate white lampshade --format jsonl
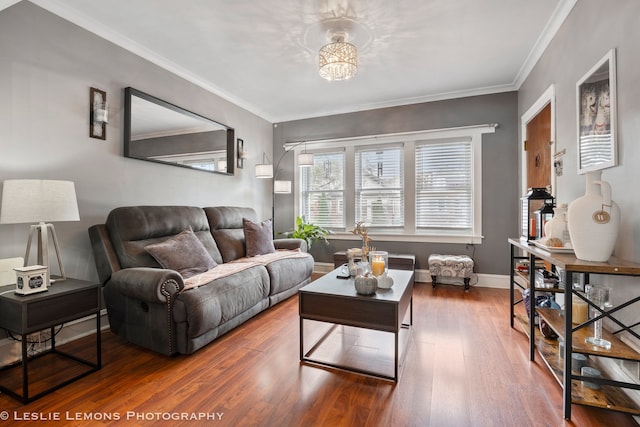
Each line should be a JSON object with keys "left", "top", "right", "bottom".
{"left": 1, "top": 179, "right": 80, "bottom": 282}
{"left": 274, "top": 180, "right": 292, "bottom": 194}
{"left": 255, "top": 163, "right": 273, "bottom": 179}
{"left": 298, "top": 153, "right": 314, "bottom": 168}
{"left": 0, "top": 180, "right": 80, "bottom": 224}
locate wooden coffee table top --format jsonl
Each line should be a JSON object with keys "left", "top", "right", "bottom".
{"left": 299, "top": 267, "right": 414, "bottom": 303}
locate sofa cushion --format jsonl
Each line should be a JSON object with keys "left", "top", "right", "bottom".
{"left": 173, "top": 265, "right": 270, "bottom": 337}
{"left": 144, "top": 227, "right": 217, "bottom": 278}
{"left": 243, "top": 218, "right": 276, "bottom": 257}
{"left": 265, "top": 254, "right": 315, "bottom": 296}
{"left": 211, "top": 229, "right": 244, "bottom": 263}
{"left": 205, "top": 207, "right": 258, "bottom": 262}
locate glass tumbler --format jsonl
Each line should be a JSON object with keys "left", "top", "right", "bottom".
{"left": 585, "top": 285, "right": 612, "bottom": 350}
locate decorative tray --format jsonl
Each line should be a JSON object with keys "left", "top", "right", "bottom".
{"left": 532, "top": 240, "right": 574, "bottom": 253}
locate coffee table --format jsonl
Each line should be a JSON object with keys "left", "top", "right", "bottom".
{"left": 298, "top": 267, "right": 414, "bottom": 381}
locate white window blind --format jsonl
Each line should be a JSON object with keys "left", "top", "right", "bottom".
{"left": 415, "top": 141, "right": 472, "bottom": 231}
{"left": 355, "top": 145, "right": 404, "bottom": 227}
{"left": 300, "top": 151, "right": 345, "bottom": 228}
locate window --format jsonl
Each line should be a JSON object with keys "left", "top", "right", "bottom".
{"left": 355, "top": 145, "right": 404, "bottom": 228}
{"left": 299, "top": 151, "right": 345, "bottom": 228}
{"left": 293, "top": 124, "right": 494, "bottom": 243}
{"left": 416, "top": 140, "right": 472, "bottom": 234}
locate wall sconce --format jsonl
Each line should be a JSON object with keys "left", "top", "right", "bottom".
{"left": 90, "top": 87, "right": 108, "bottom": 140}
{"left": 237, "top": 138, "right": 247, "bottom": 169}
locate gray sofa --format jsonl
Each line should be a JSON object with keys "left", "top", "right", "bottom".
{"left": 88, "top": 206, "right": 314, "bottom": 355}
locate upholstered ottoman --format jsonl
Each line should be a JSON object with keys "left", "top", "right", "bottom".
{"left": 428, "top": 254, "right": 474, "bottom": 291}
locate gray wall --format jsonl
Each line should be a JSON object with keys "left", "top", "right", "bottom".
{"left": 519, "top": 0, "right": 640, "bottom": 328}
{"left": 273, "top": 92, "right": 519, "bottom": 274}
{"left": 0, "top": 2, "right": 273, "bottom": 283}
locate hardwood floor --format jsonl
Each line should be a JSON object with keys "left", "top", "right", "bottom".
{"left": 0, "top": 280, "right": 637, "bottom": 426}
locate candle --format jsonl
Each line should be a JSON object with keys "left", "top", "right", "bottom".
{"left": 371, "top": 256, "right": 385, "bottom": 276}
{"left": 572, "top": 295, "right": 588, "bottom": 324}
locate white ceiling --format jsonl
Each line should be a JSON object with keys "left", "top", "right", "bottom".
{"left": 22, "top": 0, "right": 576, "bottom": 123}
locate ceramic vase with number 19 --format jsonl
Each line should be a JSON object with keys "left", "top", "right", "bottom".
{"left": 567, "top": 171, "right": 620, "bottom": 262}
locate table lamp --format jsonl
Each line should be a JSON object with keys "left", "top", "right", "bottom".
{"left": 0, "top": 179, "right": 80, "bottom": 282}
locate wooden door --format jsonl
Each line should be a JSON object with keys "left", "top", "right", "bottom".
{"left": 525, "top": 103, "right": 552, "bottom": 189}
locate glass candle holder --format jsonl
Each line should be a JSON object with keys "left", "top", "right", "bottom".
{"left": 369, "top": 251, "right": 388, "bottom": 277}
{"left": 585, "top": 285, "right": 612, "bottom": 350}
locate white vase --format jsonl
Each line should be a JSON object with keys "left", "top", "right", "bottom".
{"left": 544, "top": 203, "right": 569, "bottom": 242}
{"left": 567, "top": 171, "right": 620, "bottom": 262}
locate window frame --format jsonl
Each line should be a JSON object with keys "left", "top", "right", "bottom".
{"left": 291, "top": 124, "right": 495, "bottom": 244}
{"left": 354, "top": 143, "right": 405, "bottom": 230}
{"left": 298, "top": 149, "right": 346, "bottom": 229}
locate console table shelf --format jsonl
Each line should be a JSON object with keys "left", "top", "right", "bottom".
{"left": 515, "top": 314, "right": 563, "bottom": 384}
{"left": 515, "top": 310, "right": 640, "bottom": 415}
{"left": 537, "top": 308, "right": 640, "bottom": 361}
{"left": 509, "top": 238, "right": 640, "bottom": 420}
{"left": 513, "top": 271, "right": 564, "bottom": 293}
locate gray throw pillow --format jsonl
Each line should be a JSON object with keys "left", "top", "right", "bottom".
{"left": 243, "top": 217, "right": 276, "bottom": 257}
{"left": 144, "top": 227, "right": 217, "bottom": 278}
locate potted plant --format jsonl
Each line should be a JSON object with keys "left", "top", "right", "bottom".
{"left": 281, "top": 216, "right": 332, "bottom": 250}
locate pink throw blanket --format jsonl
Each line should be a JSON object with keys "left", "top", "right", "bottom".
{"left": 230, "top": 249, "right": 310, "bottom": 265}
{"left": 182, "top": 250, "right": 310, "bottom": 292}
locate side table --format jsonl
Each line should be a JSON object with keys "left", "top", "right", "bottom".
{"left": 333, "top": 251, "right": 416, "bottom": 271}
{"left": 0, "top": 278, "right": 101, "bottom": 403}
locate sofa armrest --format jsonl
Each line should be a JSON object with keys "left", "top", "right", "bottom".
{"left": 110, "top": 267, "right": 184, "bottom": 303}
{"left": 274, "top": 238, "right": 308, "bottom": 253}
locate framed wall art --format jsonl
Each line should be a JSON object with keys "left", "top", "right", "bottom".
{"left": 576, "top": 48, "right": 617, "bottom": 174}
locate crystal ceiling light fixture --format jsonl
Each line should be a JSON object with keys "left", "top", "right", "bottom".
{"left": 319, "top": 32, "right": 358, "bottom": 81}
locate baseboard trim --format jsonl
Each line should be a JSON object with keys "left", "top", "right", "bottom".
{"left": 314, "top": 262, "right": 509, "bottom": 289}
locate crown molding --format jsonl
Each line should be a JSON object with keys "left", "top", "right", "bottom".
{"left": 512, "top": 0, "right": 578, "bottom": 89}
{"left": 28, "top": 0, "right": 273, "bottom": 121}
{"left": 271, "top": 83, "right": 517, "bottom": 123}
{"left": 0, "top": 0, "right": 21, "bottom": 12}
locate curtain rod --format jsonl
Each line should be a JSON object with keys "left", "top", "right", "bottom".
{"left": 283, "top": 123, "right": 498, "bottom": 149}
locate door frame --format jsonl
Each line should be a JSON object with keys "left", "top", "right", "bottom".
{"left": 521, "top": 84, "right": 557, "bottom": 197}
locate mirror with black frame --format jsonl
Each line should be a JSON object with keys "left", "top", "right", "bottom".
{"left": 124, "top": 87, "right": 234, "bottom": 175}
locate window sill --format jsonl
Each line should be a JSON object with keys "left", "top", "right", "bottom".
{"left": 328, "top": 232, "right": 483, "bottom": 245}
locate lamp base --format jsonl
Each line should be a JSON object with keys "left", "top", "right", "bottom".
{"left": 24, "top": 222, "right": 67, "bottom": 283}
